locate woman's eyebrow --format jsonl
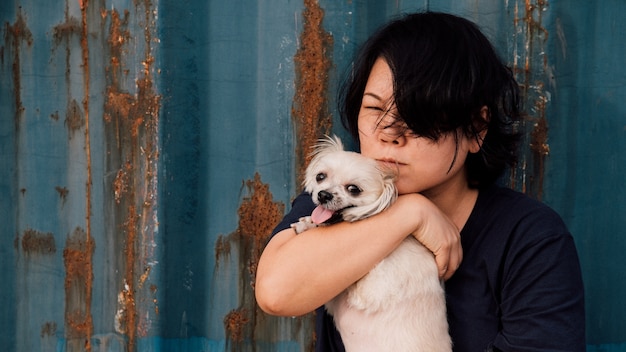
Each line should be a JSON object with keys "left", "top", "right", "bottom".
{"left": 363, "top": 92, "right": 383, "bottom": 101}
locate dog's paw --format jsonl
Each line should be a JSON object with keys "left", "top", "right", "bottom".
{"left": 290, "top": 216, "right": 317, "bottom": 234}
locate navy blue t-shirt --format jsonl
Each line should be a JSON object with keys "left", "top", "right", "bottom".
{"left": 269, "top": 185, "right": 585, "bottom": 351}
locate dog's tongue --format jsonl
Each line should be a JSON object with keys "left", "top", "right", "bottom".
{"left": 311, "top": 205, "right": 335, "bottom": 224}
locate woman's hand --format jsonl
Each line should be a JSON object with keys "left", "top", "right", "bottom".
{"left": 396, "top": 193, "right": 463, "bottom": 280}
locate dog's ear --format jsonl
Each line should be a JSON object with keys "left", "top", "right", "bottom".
{"left": 378, "top": 172, "right": 398, "bottom": 211}
{"left": 342, "top": 172, "right": 397, "bottom": 222}
{"left": 316, "top": 134, "right": 344, "bottom": 154}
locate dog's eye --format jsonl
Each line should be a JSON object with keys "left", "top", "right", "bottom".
{"left": 316, "top": 173, "right": 326, "bottom": 183}
{"left": 346, "top": 184, "right": 362, "bottom": 195}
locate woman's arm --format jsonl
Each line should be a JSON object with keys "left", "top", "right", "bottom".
{"left": 255, "top": 193, "right": 461, "bottom": 317}
{"left": 495, "top": 232, "right": 585, "bottom": 351}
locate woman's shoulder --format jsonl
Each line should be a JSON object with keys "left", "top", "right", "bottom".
{"left": 478, "top": 185, "right": 565, "bottom": 224}
{"left": 467, "top": 184, "right": 571, "bottom": 245}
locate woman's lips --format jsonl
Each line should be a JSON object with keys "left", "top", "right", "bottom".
{"left": 377, "top": 158, "right": 405, "bottom": 168}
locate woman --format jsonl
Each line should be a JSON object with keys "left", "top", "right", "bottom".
{"left": 256, "top": 12, "right": 585, "bottom": 351}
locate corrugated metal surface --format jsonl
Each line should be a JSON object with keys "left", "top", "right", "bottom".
{"left": 1, "top": 0, "right": 624, "bottom": 351}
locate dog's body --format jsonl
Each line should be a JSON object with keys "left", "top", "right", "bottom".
{"left": 292, "top": 136, "right": 452, "bottom": 351}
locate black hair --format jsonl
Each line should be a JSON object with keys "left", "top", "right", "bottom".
{"left": 339, "top": 12, "right": 521, "bottom": 188}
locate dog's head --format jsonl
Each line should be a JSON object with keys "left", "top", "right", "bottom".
{"left": 303, "top": 135, "right": 397, "bottom": 224}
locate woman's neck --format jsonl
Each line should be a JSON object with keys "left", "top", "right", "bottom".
{"left": 422, "top": 177, "right": 479, "bottom": 231}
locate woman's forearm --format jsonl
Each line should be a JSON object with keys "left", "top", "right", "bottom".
{"left": 255, "top": 197, "right": 418, "bottom": 317}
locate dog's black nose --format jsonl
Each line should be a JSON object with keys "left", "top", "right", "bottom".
{"left": 318, "top": 190, "right": 333, "bottom": 204}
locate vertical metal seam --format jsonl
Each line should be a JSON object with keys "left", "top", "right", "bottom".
{"left": 79, "top": 0, "right": 94, "bottom": 350}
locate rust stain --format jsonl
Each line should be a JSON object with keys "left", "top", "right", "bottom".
{"left": 66, "top": 99, "right": 86, "bottom": 137}
{"left": 214, "top": 173, "right": 286, "bottom": 281}
{"left": 63, "top": 227, "right": 95, "bottom": 350}
{"left": 106, "top": 8, "right": 130, "bottom": 83}
{"left": 138, "top": 266, "right": 151, "bottom": 288}
{"left": 41, "top": 322, "right": 58, "bottom": 338}
{"left": 216, "top": 1, "right": 332, "bottom": 346}
{"left": 52, "top": 4, "right": 80, "bottom": 84}
{"left": 102, "top": 1, "right": 161, "bottom": 349}
{"left": 78, "top": 0, "right": 93, "bottom": 247}
{"left": 122, "top": 203, "right": 139, "bottom": 351}
{"left": 56, "top": 186, "right": 69, "bottom": 203}
{"left": 50, "top": 4, "right": 97, "bottom": 348}
{"left": 510, "top": 0, "right": 550, "bottom": 199}
{"left": 4, "top": 7, "right": 33, "bottom": 130}
{"left": 113, "top": 162, "right": 131, "bottom": 204}
{"left": 115, "top": 279, "right": 135, "bottom": 339}
{"left": 21, "top": 229, "right": 56, "bottom": 255}
{"left": 216, "top": 173, "right": 287, "bottom": 348}
{"left": 52, "top": 13, "right": 81, "bottom": 41}
{"left": 150, "top": 284, "right": 159, "bottom": 315}
{"left": 237, "top": 174, "right": 285, "bottom": 286}
{"left": 214, "top": 234, "right": 231, "bottom": 264}
{"left": 224, "top": 308, "right": 250, "bottom": 343}
{"left": 79, "top": 0, "right": 95, "bottom": 349}
{"left": 292, "top": 0, "right": 334, "bottom": 187}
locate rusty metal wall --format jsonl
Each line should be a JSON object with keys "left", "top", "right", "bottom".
{"left": 1, "top": 0, "right": 625, "bottom": 351}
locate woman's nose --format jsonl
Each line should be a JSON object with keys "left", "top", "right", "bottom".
{"left": 379, "top": 130, "right": 406, "bottom": 146}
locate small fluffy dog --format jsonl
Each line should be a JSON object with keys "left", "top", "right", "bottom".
{"left": 291, "top": 135, "right": 451, "bottom": 352}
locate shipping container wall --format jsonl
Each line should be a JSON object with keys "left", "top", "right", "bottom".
{"left": 1, "top": 0, "right": 624, "bottom": 351}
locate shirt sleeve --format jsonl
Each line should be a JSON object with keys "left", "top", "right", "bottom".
{"left": 493, "top": 214, "right": 586, "bottom": 351}
{"left": 269, "top": 191, "right": 316, "bottom": 237}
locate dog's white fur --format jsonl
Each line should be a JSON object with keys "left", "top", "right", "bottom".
{"left": 291, "top": 135, "right": 452, "bottom": 352}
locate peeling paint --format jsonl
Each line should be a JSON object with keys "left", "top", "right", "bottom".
{"left": 21, "top": 229, "right": 56, "bottom": 255}
{"left": 292, "top": 0, "right": 334, "bottom": 187}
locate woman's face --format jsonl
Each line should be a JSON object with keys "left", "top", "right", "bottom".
{"left": 357, "top": 58, "right": 478, "bottom": 197}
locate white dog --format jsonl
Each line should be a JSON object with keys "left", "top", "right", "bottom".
{"left": 291, "top": 135, "right": 452, "bottom": 352}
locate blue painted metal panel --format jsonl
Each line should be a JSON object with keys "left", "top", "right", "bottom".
{"left": 540, "top": 2, "right": 626, "bottom": 347}
{"left": 1, "top": 0, "right": 625, "bottom": 351}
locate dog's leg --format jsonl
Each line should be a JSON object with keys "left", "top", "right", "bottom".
{"left": 290, "top": 216, "right": 318, "bottom": 234}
